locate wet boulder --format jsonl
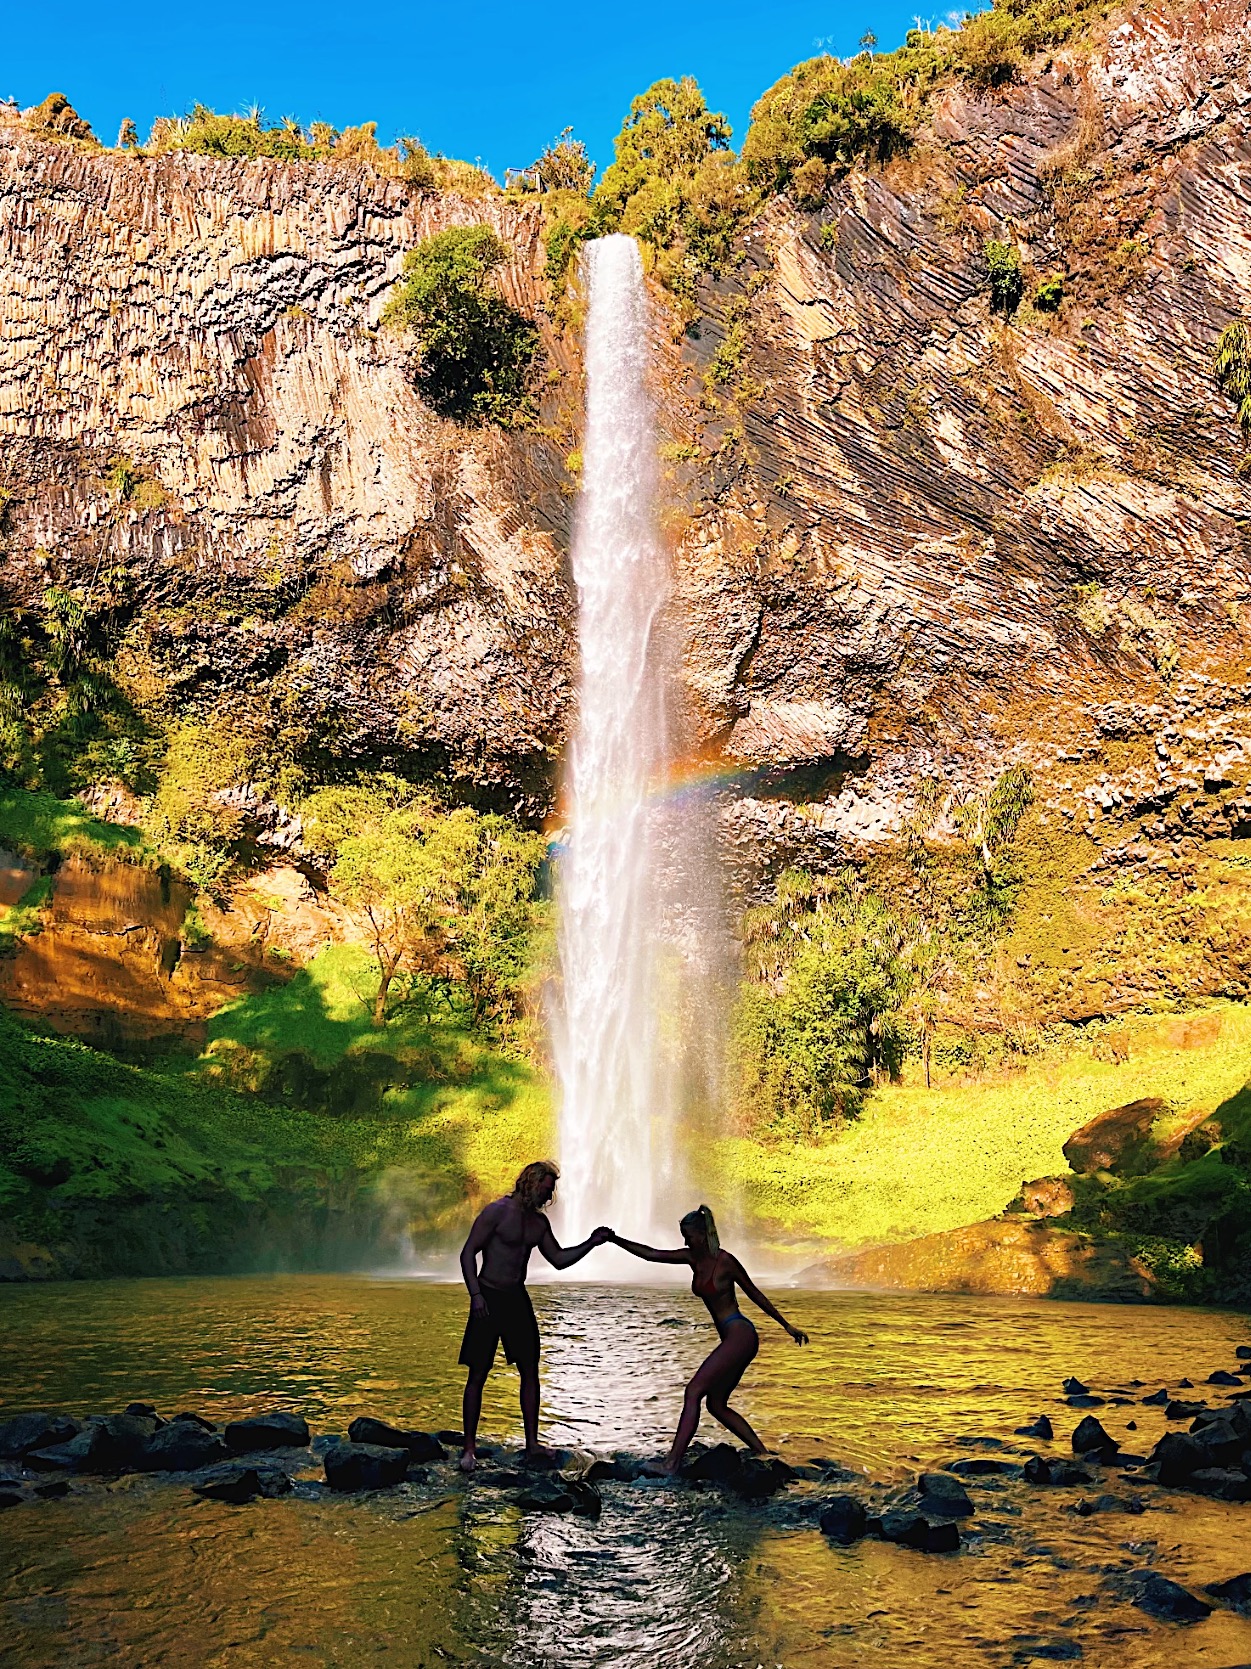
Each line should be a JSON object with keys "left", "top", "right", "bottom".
{"left": 731, "top": 1457, "right": 793, "bottom": 1501}
{"left": 1127, "top": 1570, "right": 1212, "bottom": 1622}
{"left": 515, "top": 1476, "right": 602, "bottom": 1517}
{"left": 1189, "top": 1415, "right": 1246, "bottom": 1465}
{"left": 1205, "top": 1572, "right": 1251, "bottom": 1611}
{"left": 323, "top": 1442, "right": 409, "bottom": 1492}
{"left": 682, "top": 1443, "right": 743, "bottom": 1484}
{"left": 224, "top": 1413, "right": 310, "bottom": 1453}
{"left": 346, "top": 1419, "right": 444, "bottom": 1461}
{"left": 1072, "top": 1416, "right": 1117, "bottom": 1459}
{"left": 875, "top": 1510, "right": 961, "bottom": 1552}
{"left": 1186, "top": 1468, "right": 1251, "bottom": 1501}
{"left": 1237, "top": 1347, "right": 1251, "bottom": 1361}
{"left": 138, "top": 1423, "right": 229, "bottom": 1472}
{"left": 949, "top": 1458, "right": 1018, "bottom": 1477}
{"left": 1023, "top": 1455, "right": 1092, "bottom": 1487}
{"left": 819, "top": 1496, "right": 868, "bottom": 1545}
{"left": 1208, "top": 1370, "right": 1242, "bottom": 1386}
{"left": 916, "top": 1473, "right": 974, "bottom": 1518}
{"left": 0, "top": 1413, "right": 79, "bottom": 1458}
{"left": 585, "top": 1453, "right": 643, "bottom": 1483}
{"left": 1062, "top": 1378, "right": 1090, "bottom": 1396}
{"left": 1015, "top": 1415, "right": 1053, "bottom": 1440}
{"left": 1165, "top": 1400, "right": 1207, "bottom": 1421}
{"left": 124, "top": 1402, "right": 158, "bottom": 1419}
{"left": 170, "top": 1412, "right": 218, "bottom": 1432}
{"left": 192, "top": 1465, "right": 293, "bottom": 1504}
{"left": 1072, "top": 1493, "right": 1145, "bottom": 1515}
{"left": 1141, "top": 1389, "right": 1169, "bottom": 1406}
{"left": 28, "top": 1414, "right": 152, "bottom": 1474}
{"left": 1150, "top": 1432, "right": 1207, "bottom": 1485}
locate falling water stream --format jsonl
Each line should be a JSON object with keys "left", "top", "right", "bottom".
{"left": 553, "top": 235, "right": 679, "bottom": 1250}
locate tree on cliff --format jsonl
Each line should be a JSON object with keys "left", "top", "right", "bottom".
{"left": 303, "top": 784, "right": 546, "bottom": 1031}
{"left": 383, "top": 227, "right": 539, "bottom": 425}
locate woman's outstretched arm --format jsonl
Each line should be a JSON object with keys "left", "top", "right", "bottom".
{"left": 608, "top": 1233, "right": 691, "bottom": 1264}
{"left": 727, "top": 1254, "right": 809, "bottom": 1344}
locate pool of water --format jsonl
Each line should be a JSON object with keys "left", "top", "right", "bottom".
{"left": 2, "top": 1277, "right": 1250, "bottom": 1667}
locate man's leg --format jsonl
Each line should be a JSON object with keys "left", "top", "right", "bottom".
{"left": 519, "top": 1363, "right": 542, "bottom": 1453}
{"left": 461, "top": 1365, "right": 489, "bottom": 1472}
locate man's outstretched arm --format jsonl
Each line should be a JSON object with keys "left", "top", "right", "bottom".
{"left": 460, "top": 1203, "right": 502, "bottom": 1311}
{"left": 537, "top": 1222, "right": 612, "bottom": 1270}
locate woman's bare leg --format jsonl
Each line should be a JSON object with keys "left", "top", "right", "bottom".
{"left": 664, "top": 1330, "right": 758, "bottom": 1473}
{"left": 705, "top": 1396, "right": 766, "bottom": 1453}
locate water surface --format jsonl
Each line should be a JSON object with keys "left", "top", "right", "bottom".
{"left": 3, "top": 1278, "right": 1251, "bottom": 1667}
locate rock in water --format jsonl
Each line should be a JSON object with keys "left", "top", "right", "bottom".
{"left": 731, "top": 1457, "right": 793, "bottom": 1501}
{"left": 28, "top": 1415, "right": 152, "bottom": 1475}
{"left": 1186, "top": 1468, "right": 1251, "bottom": 1501}
{"left": 1236, "top": 1347, "right": 1251, "bottom": 1361}
{"left": 0, "top": 1489, "right": 23, "bottom": 1510}
{"left": 224, "top": 1414, "right": 310, "bottom": 1453}
{"left": 1150, "top": 1432, "right": 1207, "bottom": 1484}
{"left": 917, "top": 1474, "right": 974, "bottom": 1517}
{"left": 1141, "top": 1389, "right": 1169, "bottom": 1406}
{"left": 1023, "top": 1456, "right": 1092, "bottom": 1487}
{"left": 515, "top": 1477, "right": 602, "bottom": 1517}
{"left": 323, "top": 1442, "right": 408, "bottom": 1492}
{"left": 1071, "top": 1416, "right": 1117, "bottom": 1458}
{"left": 949, "top": 1458, "right": 1018, "bottom": 1477}
{"left": 819, "top": 1496, "right": 868, "bottom": 1545}
{"left": 0, "top": 1413, "right": 79, "bottom": 1458}
{"left": 1208, "top": 1370, "right": 1242, "bottom": 1385}
{"left": 1061, "top": 1378, "right": 1090, "bottom": 1396}
{"left": 1205, "top": 1573, "right": 1251, "bottom": 1611}
{"left": 1127, "top": 1571, "right": 1212, "bottom": 1622}
{"left": 682, "top": 1443, "right": 743, "bottom": 1483}
{"left": 138, "top": 1424, "right": 230, "bottom": 1471}
{"left": 876, "top": 1511, "right": 961, "bottom": 1552}
{"left": 192, "top": 1466, "right": 292, "bottom": 1504}
{"left": 1015, "top": 1415, "right": 1054, "bottom": 1439}
{"left": 345, "top": 1418, "right": 445, "bottom": 1461}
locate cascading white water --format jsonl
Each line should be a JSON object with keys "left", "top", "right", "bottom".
{"left": 554, "top": 235, "right": 673, "bottom": 1249}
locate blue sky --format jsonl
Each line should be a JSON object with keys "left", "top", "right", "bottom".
{"left": 10, "top": 0, "right": 932, "bottom": 181}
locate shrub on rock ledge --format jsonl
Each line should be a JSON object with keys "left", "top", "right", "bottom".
{"left": 384, "top": 226, "right": 539, "bottom": 425}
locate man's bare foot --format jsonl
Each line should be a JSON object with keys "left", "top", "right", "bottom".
{"left": 521, "top": 1443, "right": 560, "bottom": 1470}
{"left": 459, "top": 1449, "right": 477, "bottom": 1473}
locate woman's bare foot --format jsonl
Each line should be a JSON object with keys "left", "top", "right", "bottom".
{"left": 640, "top": 1457, "right": 672, "bottom": 1478}
{"left": 459, "top": 1448, "right": 477, "bottom": 1473}
{"left": 521, "top": 1444, "right": 560, "bottom": 1469}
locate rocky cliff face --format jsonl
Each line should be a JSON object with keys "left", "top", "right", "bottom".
{"left": 2, "top": 0, "right": 1250, "bottom": 896}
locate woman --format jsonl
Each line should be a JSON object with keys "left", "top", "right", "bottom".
{"left": 610, "top": 1205, "right": 809, "bottom": 1475}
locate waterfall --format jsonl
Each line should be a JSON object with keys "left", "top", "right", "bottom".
{"left": 554, "top": 234, "right": 729, "bottom": 1257}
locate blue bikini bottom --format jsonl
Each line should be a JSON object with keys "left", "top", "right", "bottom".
{"left": 715, "top": 1310, "right": 756, "bottom": 1341}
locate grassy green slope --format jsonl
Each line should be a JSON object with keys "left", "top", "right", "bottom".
{"left": 726, "top": 1002, "right": 1251, "bottom": 1253}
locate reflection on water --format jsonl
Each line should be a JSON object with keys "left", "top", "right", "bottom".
{"left": 2, "top": 1278, "right": 1251, "bottom": 1667}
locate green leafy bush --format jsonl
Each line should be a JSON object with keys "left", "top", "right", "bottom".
{"left": 383, "top": 226, "right": 539, "bottom": 424}
{"left": 985, "top": 238, "right": 1024, "bottom": 314}
{"left": 732, "top": 871, "right": 911, "bottom": 1137}
{"left": 1214, "top": 320, "right": 1251, "bottom": 435}
{"left": 1033, "top": 273, "right": 1065, "bottom": 310}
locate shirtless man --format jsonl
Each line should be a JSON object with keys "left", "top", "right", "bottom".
{"left": 457, "top": 1159, "right": 611, "bottom": 1472}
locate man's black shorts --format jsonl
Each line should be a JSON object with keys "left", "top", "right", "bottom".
{"left": 459, "top": 1283, "right": 540, "bottom": 1373}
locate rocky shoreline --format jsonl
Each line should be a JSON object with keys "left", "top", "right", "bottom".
{"left": 4, "top": 1345, "right": 1251, "bottom": 1636}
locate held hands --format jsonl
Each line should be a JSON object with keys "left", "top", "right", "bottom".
{"left": 590, "top": 1226, "right": 615, "bottom": 1247}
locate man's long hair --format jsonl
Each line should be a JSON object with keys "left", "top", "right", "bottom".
{"left": 513, "top": 1159, "right": 560, "bottom": 1211}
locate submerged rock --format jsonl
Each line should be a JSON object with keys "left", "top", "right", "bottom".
{"left": 346, "top": 1418, "right": 445, "bottom": 1461}
{"left": 819, "top": 1496, "right": 868, "bottom": 1545}
{"left": 682, "top": 1443, "right": 743, "bottom": 1483}
{"left": 1185, "top": 1467, "right": 1251, "bottom": 1501}
{"left": 875, "top": 1510, "right": 961, "bottom": 1552}
{"left": 1126, "top": 1571, "right": 1212, "bottom": 1622}
{"left": 1141, "top": 1389, "right": 1170, "bottom": 1406}
{"left": 1165, "top": 1400, "right": 1207, "bottom": 1421}
{"left": 1062, "top": 1378, "right": 1090, "bottom": 1396}
{"left": 192, "top": 1465, "right": 293, "bottom": 1504}
{"left": 323, "top": 1442, "right": 408, "bottom": 1492}
{"left": 1023, "top": 1455, "right": 1092, "bottom": 1487}
{"left": 1205, "top": 1572, "right": 1251, "bottom": 1611}
{"left": 1207, "top": 1370, "right": 1242, "bottom": 1386}
{"left": 515, "top": 1476, "right": 602, "bottom": 1517}
{"left": 1071, "top": 1494, "right": 1145, "bottom": 1515}
{"left": 731, "top": 1457, "right": 793, "bottom": 1501}
{"left": 949, "top": 1458, "right": 1018, "bottom": 1477}
{"left": 225, "top": 1414, "right": 310, "bottom": 1453}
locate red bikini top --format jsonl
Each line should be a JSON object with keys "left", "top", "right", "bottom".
{"left": 691, "top": 1251, "right": 727, "bottom": 1300}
